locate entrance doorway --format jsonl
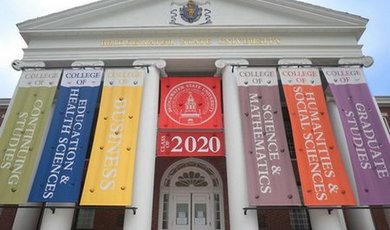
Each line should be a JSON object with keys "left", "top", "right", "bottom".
{"left": 158, "top": 158, "right": 225, "bottom": 230}
{"left": 173, "top": 193, "right": 210, "bottom": 230}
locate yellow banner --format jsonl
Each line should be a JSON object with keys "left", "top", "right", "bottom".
{"left": 80, "top": 68, "right": 145, "bottom": 206}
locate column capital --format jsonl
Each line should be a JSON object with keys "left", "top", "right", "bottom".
{"left": 133, "top": 59, "right": 167, "bottom": 77}
{"left": 71, "top": 60, "right": 105, "bottom": 68}
{"left": 338, "top": 56, "right": 374, "bottom": 67}
{"left": 278, "top": 58, "right": 312, "bottom": 66}
{"left": 11, "top": 60, "right": 45, "bottom": 71}
{"left": 215, "top": 59, "right": 249, "bottom": 69}
{"left": 215, "top": 59, "right": 249, "bottom": 76}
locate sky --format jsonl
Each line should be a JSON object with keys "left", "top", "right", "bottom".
{"left": 0, "top": 0, "right": 389, "bottom": 98}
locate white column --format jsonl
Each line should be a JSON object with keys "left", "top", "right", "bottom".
{"left": 327, "top": 98, "right": 375, "bottom": 230}
{"left": 217, "top": 59, "right": 259, "bottom": 229}
{"left": 12, "top": 203, "right": 41, "bottom": 230}
{"left": 309, "top": 209, "right": 347, "bottom": 230}
{"left": 123, "top": 60, "right": 165, "bottom": 229}
{"left": 343, "top": 209, "right": 376, "bottom": 230}
{"left": 385, "top": 209, "right": 390, "bottom": 227}
{"left": 39, "top": 203, "right": 74, "bottom": 230}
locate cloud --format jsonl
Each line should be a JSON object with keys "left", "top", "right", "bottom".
{"left": 0, "top": 0, "right": 96, "bottom": 98}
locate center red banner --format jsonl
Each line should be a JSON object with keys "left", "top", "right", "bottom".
{"left": 159, "top": 77, "right": 222, "bottom": 129}
{"left": 157, "top": 132, "right": 224, "bottom": 157}
{"left": 280, "top": 68, "right": 356, "bottom": 206}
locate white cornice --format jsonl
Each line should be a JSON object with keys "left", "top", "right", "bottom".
{"left": 20, "top": 24, "right": 366, "bottom": 33}
{"left": 15, "top": 0, "right": 369, "bottom": 75}
{"left": 375, "top": 96, "right": 390, "bottom": 107}
{"left": 20, "top": 45, "right": 364, "bottom": 64}
{"left": 19, "top": 25, "right": 366, "bottom": 44}
{"left": 0, "top": 99, "right": 11, "bottom": 106}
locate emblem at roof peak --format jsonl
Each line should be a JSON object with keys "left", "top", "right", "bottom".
{"left": 170, "top": 0, "right": 212, "bottom": 26}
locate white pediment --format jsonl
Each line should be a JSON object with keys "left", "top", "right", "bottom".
{"left": 18, "top": 0, "right": 367, "bottom": 31}
{"left": 17, "top": 0, "right": 368, "bottom": 64}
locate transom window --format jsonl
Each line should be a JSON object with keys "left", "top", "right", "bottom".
{"left": 162, "top": 160, "right": 220, "bottom": 188}
{"left": 175, "top": 171, "right": 208, "bottom": 187}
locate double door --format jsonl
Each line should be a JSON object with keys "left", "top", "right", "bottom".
{"left": 173, "top": 193, "right": 211, "bottom": 230}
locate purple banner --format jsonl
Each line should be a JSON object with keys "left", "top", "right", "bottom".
{"left": 236, "top": 68, "right": 301, "bottom": 206}
{"left": 323, "top": 67, "right": 390, "bottom": 205}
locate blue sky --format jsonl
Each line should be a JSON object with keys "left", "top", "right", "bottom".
{"left": 0, "top": 0, "right": 389, "bottom": 97}
{"left": 304, "top": 0, "right": 390, "bottom": 96}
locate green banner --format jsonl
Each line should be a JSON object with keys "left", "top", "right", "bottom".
{"left": 0, "top": 69, "right": 61, "bottom": 204}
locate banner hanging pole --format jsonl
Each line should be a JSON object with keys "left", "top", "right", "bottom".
{"left": 229, "top": 56, "right": 374, "bottom": 69}
{"left": 11, "top": 59, "right": 151, "bottom": 71}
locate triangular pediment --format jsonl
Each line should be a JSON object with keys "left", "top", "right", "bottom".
{"left": 18, "top": 0, "right": 367, "bottom": 31}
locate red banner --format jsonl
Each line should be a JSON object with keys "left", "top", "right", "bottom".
{"left": 280, "top": 68, "right": 356, "bottom": 206}
{"left": 157, "top": 132, "right": 224, "bottom": 157}
{"left": 159, "top": 77, "right": 222, "bottom": 129}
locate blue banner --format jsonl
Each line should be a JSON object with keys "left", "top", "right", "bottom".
{"left": 29, "top": 69, "right": 103, "bottom": 202}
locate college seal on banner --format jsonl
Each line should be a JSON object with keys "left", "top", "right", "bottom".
{"left": 164, "top": 81, "right": 217, "bottom": 126}
{"left": 170, "top": 0, "right": 212, "bottom": 25}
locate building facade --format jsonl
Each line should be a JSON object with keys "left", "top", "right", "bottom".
{"left": 0, "top": 0, "right": 390, "bottom": 229}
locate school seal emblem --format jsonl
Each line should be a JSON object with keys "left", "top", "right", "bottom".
{"left": 180, "top": 0, "right": 202, "bottom": 23}
{"left": 164, "top": 81, "right": 217, "bottom": 126}
{"left": 170, "top": 0, "right": 212, "bottom": 25}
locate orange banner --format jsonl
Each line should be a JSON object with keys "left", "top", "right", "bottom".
{"left": 280, "top": 68, "right": 356, "bottom": 206}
